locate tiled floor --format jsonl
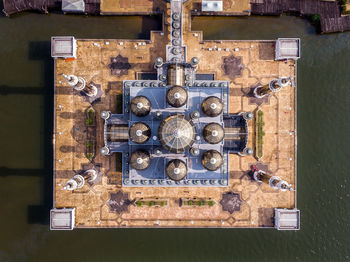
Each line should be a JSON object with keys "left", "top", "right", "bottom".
{"left": 101, "top": 0, "right": 250, "bottom": 15}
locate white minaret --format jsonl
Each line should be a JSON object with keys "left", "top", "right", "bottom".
{"left": 84, "top": 82, "right": 98, "bottom": 97}
{"left": 254, "top": 77, "right": 292, "bottom": 98}
{"left": 84, "top": 169, "right": 97, "bottom": 182}
{"left": 253, "top": 169, "right": 293, "bottom": 192}
{"left": 63, "top": 174, "right": 85, "bottom": 191}
{"left": 62, "top": 74, "right": 86, "bottom": 91}
{"left": 62, "top": 74, "right": 97, "bottom": 97}
{"left": 62, "top": 170, "right": 97, "bottom": 191}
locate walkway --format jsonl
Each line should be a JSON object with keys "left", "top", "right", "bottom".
{"left": 2, "top": 0, "right": 100, "bottom": 16}
{"left": 3, "top": 0, "right": 350, "bottom": 33}
{"left": 251, "top": 0, "right": 350, "bottom": 33}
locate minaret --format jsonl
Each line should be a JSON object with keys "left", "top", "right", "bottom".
{"left": 62, "top": 74, "right": 97, "bottom": 97}
{"left": 84, "top": 82, "right": 98, "bottom": 97}
{"left": 84, "top": 169, "right": 98, "bottom": 183}
{"left": 252, "top": 168, "right": 293, "bottom": 192}
{"left": 63, "top": 174, "right": 84, "bottom": 191}
{"left": 63, "top": 170, "right": 97, "bottom": 191}
{"left": 254, "top": 77, "right": 291, "bottom": 98}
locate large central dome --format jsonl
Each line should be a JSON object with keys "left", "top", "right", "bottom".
{"left": 158, "top": 114, "right": 196, "bottom": 153}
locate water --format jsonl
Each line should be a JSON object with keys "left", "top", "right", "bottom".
{"left": 0, "top": 12, "right": 349, "bottom": 262}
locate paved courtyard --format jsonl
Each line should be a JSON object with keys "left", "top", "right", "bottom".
{"left": 53, "top": 1, "right": 296, "bottom": 228}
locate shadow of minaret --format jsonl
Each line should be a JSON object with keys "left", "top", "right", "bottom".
{"left": 0, "top": 167, "right": 45, "bottom": 176}
{"left": 26, "top": 41, "right": 54, "bottom": 225}
{"left": 0, "top": 1, "right": 4, "bottom": 17}
{"left": 0, "top": 85, "right": 44, "bottom": 95}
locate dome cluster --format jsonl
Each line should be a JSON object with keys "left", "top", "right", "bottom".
{"left": 127, "top": 91, "right": 225, "bottom": 179}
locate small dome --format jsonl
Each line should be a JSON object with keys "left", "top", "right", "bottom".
{"left": 190, "top": 147, "right": 200, "bottom": 156}
{"left": 158, "top": 114, "right": 196, "bottom": 153}
{"left": 203, "top": 123, "right": 225, "bottom": 144}
{"left": 129, "top": 122, "right": 151, "bottom": 144}
{"left": 130, "top": 96, "right": 151, "bottom": 117}
{"left": 166, "top": 159, "right": 187, "bottom": 181}
{"left": 130, "top": 150, "right": 151, "bottom": 170}
{"left": 166, "top": 86, "right": 188, "bottom": 108}
{"left": 243, "top": 147, "right": 253, "bottom": 156}
{"left": 190, "top": 110, "right": 200, "bottom": 119}
{"left": 201, "top": 96, "right": 224, "bottom": 117}
{"left": 243, "top": 112, "right": 253, "bottom": 121}
{"left": 100, "top": 146, "right": 110, "bottom": 155}
{"left": 100, "top": 111, "right": 111, "bottom": 120}
{"left": 201, "top": 150, "right": 223, "bottom": 171}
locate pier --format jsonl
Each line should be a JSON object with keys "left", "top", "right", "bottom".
{"left": 251, "top": 0, "right": 350, "bottom": 33}
{"left": 3, "top": 0, "right": 350, "bottom": 33}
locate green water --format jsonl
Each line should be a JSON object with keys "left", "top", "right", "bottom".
{"left": 0, "top": 12, "right": 349, "bottom": 262}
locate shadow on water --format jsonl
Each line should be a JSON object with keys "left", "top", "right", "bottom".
{"left": 0, "top": 1, "right": 4, "bottom": 15}
{"left": 22, "top": 14, "right": 162, "bottom": 224}
{"left": 0, "top": 167, "right": 44, "bottom": 176}
{"left": 0, "top": 13, "right": 163, "bottom": 227}
{"left": 0, "top": 86, "right": 44, "bottom": 95}
{"left": 26, "top": 41, "right": 54, "bottom": 225}
{"left": 140, "top": 15, "right": 162, "bottom": 39}
{"left": 191, "top": 14, "right": 317, "bottom": 40}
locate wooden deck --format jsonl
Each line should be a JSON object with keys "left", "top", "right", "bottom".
{"left": 251, "top": 0, "right": 350, "bottom": 33}
{"left": 2, "top": 0, "right": 48, "bottom": 15}
{"left": 3, "top": 0, "right": 350, "bottom": 33}
{"left": 251, "top": 0, "right": 340, "bottom": 17}
{"left": 321, "top": 15, "right": 350, "bottom": 32}
{"left": 2, "top": 0, "right": 100, "bottom": 16}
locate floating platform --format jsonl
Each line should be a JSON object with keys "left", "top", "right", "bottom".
{"left": 51, "top": 0, "right": 299, "bottom": 229}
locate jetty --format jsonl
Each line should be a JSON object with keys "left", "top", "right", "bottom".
{"left": 3, "top": 0, "right": 350, "bottom": 33}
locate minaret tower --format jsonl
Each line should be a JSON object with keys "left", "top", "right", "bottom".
{"left": 63, "top": 170, "right": 98, "bottom": 191}
{"left": 63, "top": 174, "right": 84, "bottom": 191}
{"left": 252, "top": 168, "right": 293, "bottom": 192}
{"left": 254, "top": 77, "right": 292, "bottom": 98}
{"left": 62, "top": 74, "right": 97, "bottom": 97}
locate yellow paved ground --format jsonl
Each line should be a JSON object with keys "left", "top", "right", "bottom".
{"left": 53, "top": 2, "right": 296, "bottom": 228}
{"left": 101, "top": 0, "right": 250, "bottom": 15}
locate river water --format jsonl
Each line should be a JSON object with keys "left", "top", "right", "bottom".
{"left": 0, "top": 12, "right": 349, "bottom": 262}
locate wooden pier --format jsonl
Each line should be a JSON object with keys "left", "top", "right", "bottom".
{"left": 2, "top": 0, "right": 100, "bottom": 16}
{"left": 2, "top": 0, "right": 49, "bottom": 15}
{"left": 2, "top": 0, "right": 350, "bottom": 33}
{"left": 251, "top": 0, "right": 350, "bottom": 33}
